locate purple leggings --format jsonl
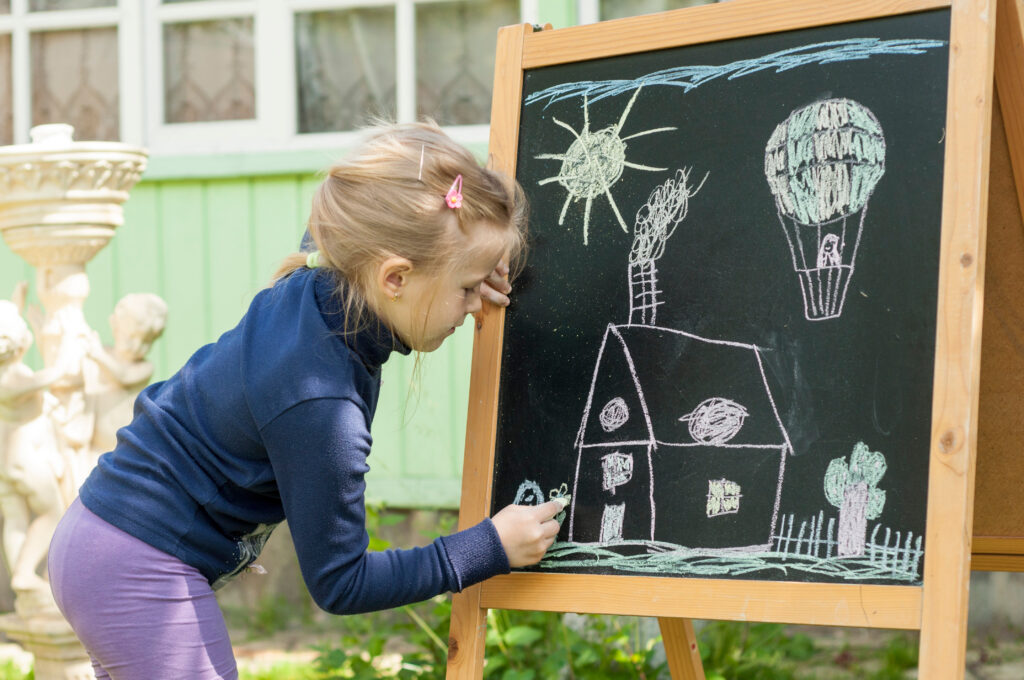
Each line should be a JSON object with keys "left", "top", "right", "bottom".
{"left": 48, "top": 498, "right": 238, "bottom": 680}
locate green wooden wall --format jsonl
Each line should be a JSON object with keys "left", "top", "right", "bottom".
{"left": 0, "top": 173, "right": 472, "bottom": 508}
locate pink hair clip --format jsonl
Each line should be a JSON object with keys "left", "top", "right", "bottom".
{"left": 445, "top": 174, "right": 463, "bottom": 209}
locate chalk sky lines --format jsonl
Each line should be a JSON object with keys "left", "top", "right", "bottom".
{"left": 536, "top": 87, "right": 675, "bottom": 245}
{"left": 524, "top": 38, "right": 947, "bottom": 108}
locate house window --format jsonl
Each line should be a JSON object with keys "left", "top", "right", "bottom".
{"left": 30, "top": 1, "right": 114, "bottom": 9}
{"left": 600, "top": 502, "right": 625, "bottom": 542}
{"left": 414, "top": 0, "right": 516, "bottom": 126}
{"left": 576, "top": 0, "right": 717, "bottom": 26}
{"left": 0, "top": 0, "right": 124, "bottom": 145}
{"left": 295, "top": 7, "right": 397, "bottom": 134}
{"left": 31, "top": 26, "right": 119, "bottom": 140}
{"left": 0, "top": 0, "right": 529, "bottom": 152}
{"left": 598, "top": 396, "right": 629, "bottom": 432}
{"left": 707, "top": 478, "right": 742, "bottom": 517}
{"left": 601, "top": 451, "right": 633, "bottom": 493}
{"left": 163, "top": 17, "right": 255, "bottom": 123}
{"left": 680, "top": 397, "right": 749, "bottom": 445}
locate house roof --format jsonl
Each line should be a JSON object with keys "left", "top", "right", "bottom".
{"left": 577, "top": 323, "right": 792, "bottom": 451}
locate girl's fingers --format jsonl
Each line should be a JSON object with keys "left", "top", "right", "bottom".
{"left": 485, "top": 266, "right": 512, "bottom": 294}
{"left": 534, "top": 499, "right": 565, "bottom": 520}
{"left": 480, "top": 280, "right": 510, "bottom": 307}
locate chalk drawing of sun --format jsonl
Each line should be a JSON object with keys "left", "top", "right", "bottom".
{"left": 536, "top": 87, "right": 675, "bottom": 245}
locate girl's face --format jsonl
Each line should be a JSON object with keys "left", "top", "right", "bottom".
{"left": 383, "top": 224, "right": 506, "bottom": 353}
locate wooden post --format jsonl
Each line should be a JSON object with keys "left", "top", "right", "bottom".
{"left": 659, "top": 618, "right": 706, "bottom": 680}
{"left": 972, "top": 0, "right": 1024, "bottom": 573}
{"left": 918, "top": 0, "right": 995, "bottom": 675}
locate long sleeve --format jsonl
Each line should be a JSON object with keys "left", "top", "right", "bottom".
{"left": 261, "top": 397, "right": 509, "bottom": 615}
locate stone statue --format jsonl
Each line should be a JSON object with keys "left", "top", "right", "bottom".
{"left": 0, "top": 295, "right": 67, "bottom": 611}
{"left": 34, "top": 266, "right": 96, "bottom": 494}
{"left": 0, "top": 124, "right": 151, "bottom": 679}
{"left": 86, "top": 293, "right": 168, "bottom": 455}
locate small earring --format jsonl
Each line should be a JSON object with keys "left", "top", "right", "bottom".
{"left": 392, "top": 292, "right": 399, "bottom": 302}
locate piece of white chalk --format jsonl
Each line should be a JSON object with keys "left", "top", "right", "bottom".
{"left": 553, "top": 495, "right": 570, "bottom": 510}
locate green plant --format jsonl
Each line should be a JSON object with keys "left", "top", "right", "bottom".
{"left": 868, "top": 634, "right": 918, "bottom": 680}
{"left": 699, "top": 621, "right": 816, "bottom": 680}
{"left": 239, "top": 661, "right": 321, "bottom": 680}
{"left": 0, "top": 660, "right": 31, "bottom": 680}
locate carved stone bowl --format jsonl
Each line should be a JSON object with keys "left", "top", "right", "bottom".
{"left": 0, "top": 125, "right": 148, "bottom": 267}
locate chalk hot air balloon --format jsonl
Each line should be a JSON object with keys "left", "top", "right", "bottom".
{"left": 764, "top": 98, "right": 886, "bottom": 320}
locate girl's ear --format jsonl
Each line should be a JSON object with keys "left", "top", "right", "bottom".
{"left": 376, "top": 256, "right": 414, "bottom": 300}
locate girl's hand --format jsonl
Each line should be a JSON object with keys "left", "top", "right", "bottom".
{"left": 490, "top": 500, "right": 563, "bottom": 567}
{"left": 480, "top": 261, "right": 512, "bottom": 307}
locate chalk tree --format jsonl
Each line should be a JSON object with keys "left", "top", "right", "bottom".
{"left": 824, "top": 441, "right": 887, "bottom": 557}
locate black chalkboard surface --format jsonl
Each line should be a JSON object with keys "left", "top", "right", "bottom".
{"left": 490, "top": 9, "right": 951, "bottom": 586}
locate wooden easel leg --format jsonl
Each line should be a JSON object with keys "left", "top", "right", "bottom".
{"left": 658, "top": 617, "right": 706, "bottom": 680}
{"left": 446, "top": 586, "right": 488, "bottom": 679}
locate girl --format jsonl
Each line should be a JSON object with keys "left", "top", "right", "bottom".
{"left": 48, "top": 121, "right": 563, "bottom": 680}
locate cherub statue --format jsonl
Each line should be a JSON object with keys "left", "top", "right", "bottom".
{"left": 33, "top": 266, "right": 95, "bottom": 493}
{"left": 0, "top": 293, "right": 67, "bottom": 605}
{"left": 86, "top": 293, "right": 168, "bottom": 456}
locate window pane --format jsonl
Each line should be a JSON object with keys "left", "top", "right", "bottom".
{"left": 0, "top": 35, "right": 10, "bottom": 144}
{"left": 164, "top": 18, "right": 255, "bottom": 123}
{"left": 415, "top": 0, "right": 517, "bottom": 126}
{"left": 31, "top": 28, "right": 119, "bottom": 141}
{"left": 295, "top": 8, "right": 396, "bottom": 134}
{"left": 30, "top": 0, "right": 115, "bottom": 10}
{"left": 601, "top": 0, "right": 714, "bottom": 20}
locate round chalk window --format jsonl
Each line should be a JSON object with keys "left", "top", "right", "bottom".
{"left": 599, "top": 397, "right": 629, "bottom": 432}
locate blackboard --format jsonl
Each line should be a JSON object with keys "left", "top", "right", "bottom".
{"left": 448, "top": 2, "right": 997, "bottom": 676}
{"left": 489, "top": 9, "right": 951, "bottom": 586}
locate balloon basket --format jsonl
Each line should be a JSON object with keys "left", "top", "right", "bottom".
{"left": 797, "top": 265, "right": 854, "bottom": 320}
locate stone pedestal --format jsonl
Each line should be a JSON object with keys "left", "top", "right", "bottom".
{"left": 0, "top": 613, "right": 93, "bottom": 680}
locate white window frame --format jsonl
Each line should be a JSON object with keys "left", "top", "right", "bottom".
{"left": 0, "top": 0, "right": 140, "bottom": 145}
{"left": 144, "top": 0, "right": 536, "bottom": 154}
{"left": 578, "top": 0, "right": 720, "bottom": 25}
{"left": 2, "top": 0, "right": 535, "bottom": 153}
{"left": 143, "top": 0, "right": 268, "bottom": 152}
{"left": 576, "top": 0, "right": 599, "bottom": 24}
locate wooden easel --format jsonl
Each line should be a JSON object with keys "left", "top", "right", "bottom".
{"left": 447, "top": 2, "right": 1004, "bottom": 678}
{"left": 972, "top": 0, "right": 1024, "bottom": 575}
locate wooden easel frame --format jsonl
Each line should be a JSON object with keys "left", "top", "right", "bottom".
{"left": 448, "top": 1, "right": 997, "bottom": 678}
{"left": 972, "top": 0, "right": 1024, "bottom": 575}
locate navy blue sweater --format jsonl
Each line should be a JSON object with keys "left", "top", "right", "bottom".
{"left": 79, "top": 268, "right": 509, "bottom": 614}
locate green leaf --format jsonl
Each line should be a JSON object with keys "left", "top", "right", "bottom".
{"left": 380, "top": 513, "right": 406, "bottom": 527}
{"left": 368, "top": 536, "right": 391, "bottom": 552}
{"left": 501, "top": 669, "right": 536, "bottom": 680}
{"left": 485, "top": 627, "right": 503, "bottom": 646}
{"left": 573, "top": 647, "right": 599, "bottom": 667}
{"left": 824, "top": 457, "right": 849, "bottom": 507}
{"left": 503, "top": 625, "right": 544, "bottom": 647}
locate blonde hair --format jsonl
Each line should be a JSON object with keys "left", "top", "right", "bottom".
{"left": 273, "top": 120, "right": 528, "bottom": 349}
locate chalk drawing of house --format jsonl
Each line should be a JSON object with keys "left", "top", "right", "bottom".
{"left": 566, "top": 171, "right": 794, "bottom": 552}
